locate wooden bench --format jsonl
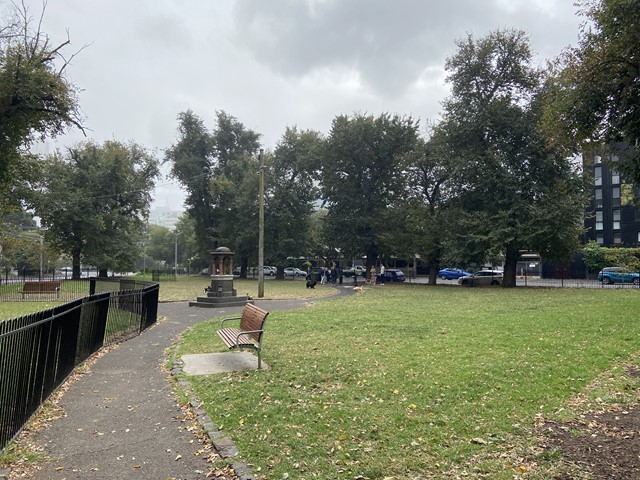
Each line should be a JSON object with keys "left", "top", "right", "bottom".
{"left": 21, "top": 280, "right": 61, "bottom": 298}
{"left": 218, "top": 303, "right": 269, "bottom": 369}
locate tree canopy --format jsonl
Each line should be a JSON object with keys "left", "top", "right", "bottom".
{"left": 542, "top": 0, "right": 640, "bottom": 184}
{"left": 31, "top": 141, "right": 159, "bottom": 278}
{"left": 320, "top": 113, "right": 419, "bottom": 270}
{"left": 441, "top": 29, "right": 588, "bottom": 286}
{"left": 266, "top": 127, "right": 323, "bottom": 274}
{"left": 166, "top": 110, "right": 262, "bottom": 267}
{"left": 0, "top": 2, "right": 84, "bottom": 215}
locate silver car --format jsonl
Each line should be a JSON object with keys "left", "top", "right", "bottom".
{"left": 458, "top": 270, "right": 503, "bottom": 287}
{"left": 284, "top": 267, "right": 306, "bottom": 277}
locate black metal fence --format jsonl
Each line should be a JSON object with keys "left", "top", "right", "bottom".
{"left": 0, "top": 276, "right": 159, "bottom": 303}
{"left": 0, "top": 279, "right": 158, "bottom": 452}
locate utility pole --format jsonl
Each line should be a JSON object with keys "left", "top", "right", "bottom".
{"left": 258, "top": 148, "right": 265, "bottom": 298}
{"left": 39, "top": 235, "right": 43, "bottom": 280}
{"left": 174, "top": 229, "right": 178, "bottom": 278}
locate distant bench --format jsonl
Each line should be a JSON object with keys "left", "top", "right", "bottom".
{"left": 217, "top": 303, "right": 269, "bottom": 369}
{"left": 21, "top": 281, "right": 61, "bottom": 298}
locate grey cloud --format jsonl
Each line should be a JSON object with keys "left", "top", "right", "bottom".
{"left": 230, "top": 0, "right": 579, "bottom": 96}
{"left": 136, "top": 12, "right": 194, "bottom": 51}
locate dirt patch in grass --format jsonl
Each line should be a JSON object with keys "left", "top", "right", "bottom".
{"left": 539, "top": 365, "right": 640, "bottom": 479}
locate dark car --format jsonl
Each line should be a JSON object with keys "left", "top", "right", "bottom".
{"left": 597, "top": 267, "right": 640, "bottom": 285}
{"left": 377, "top": 268, "right": 406, "bottom": 283}
{"left": 438, "top": 268, "right": 472, "bottom": 280}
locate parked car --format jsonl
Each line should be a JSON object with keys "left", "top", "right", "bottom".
{"left": 376, "top": 268, "right": 406, "bottom": 283}
{"left": 263, "top": 266, "right": 276, "bottom": 276}
{"left": 458, "top": 270, "right": 503, "bottom": 287}
{"left": 343, "top": 265, "right": 367, "bottom": 277}
{"left": 597, "top": 267, "right": 640, "bottom": 285}
{"left": 438, "top": 268, "right": 472, "bottom": 280}
{"left": 284, "top": 267, "right": 306, "bottom": 277}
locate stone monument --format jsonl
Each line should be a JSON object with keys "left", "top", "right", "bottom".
{"left": 189, "top": 247, "right": 252, "bottom": 308}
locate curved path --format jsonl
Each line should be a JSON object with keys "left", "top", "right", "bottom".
{"left": 18, "top": 286, "right": 355, "bottom": 480}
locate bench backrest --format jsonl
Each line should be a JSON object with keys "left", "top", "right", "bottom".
{"left": 239, "top": 303, "right": 269, "bottom": 342}
{"left": 23, "top": 281, "right": 61, "bottom": 292}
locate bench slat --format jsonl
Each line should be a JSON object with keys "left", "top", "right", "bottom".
{"left": 217, "top": 328, "right": 256, "bottom": 348}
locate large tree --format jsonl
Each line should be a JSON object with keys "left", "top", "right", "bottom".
{"left": 31, "top": 141, "right": 159, "bottom": 278}
{"left": 391, "top": 130, "right": 460, "bottom": 284}
{"left": 320, "top": 113, "right": 418, "bottom": 274}
{"left": 165, "top": 110, "right": 216, "bottom": 253}
{"left": 0, "top": 2, "right": 84, "bottom": 215}
{"left": 442, "top": 29, "right": 588, "bottom": 287}
{"left": 265, "top": 127, "right": 322, "bottom": 275}
{"left": 541, "top": 0, "right": 640, "bottom": 184}
{"left": 166, "top": 110, "right": 261, "bottom": 270}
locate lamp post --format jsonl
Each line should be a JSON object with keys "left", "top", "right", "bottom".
{"left": 258, "top": 148, "right": 265, "bottom": 298}
{"left": 39, "top": 235, "right": 43, "bottom": 280}
{"left": 174, "top": 229, "right": 178, "bottom": 277}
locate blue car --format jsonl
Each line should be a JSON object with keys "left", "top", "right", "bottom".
{"left": 597, "top": 267, "right": 640, "bottom": 285}
{"left": 438, "top": 268, "right": 472, "bottom": 280}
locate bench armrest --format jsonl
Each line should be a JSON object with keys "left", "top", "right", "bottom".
{"left": 221, "top": 316, "right": 241, "bottom": 327}
{"left": 231, "top": 329, "right": 263, "bottom": 347}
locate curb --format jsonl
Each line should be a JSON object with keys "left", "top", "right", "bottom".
{"left": 172, "top": 360, "right": 257, "bottom": 480}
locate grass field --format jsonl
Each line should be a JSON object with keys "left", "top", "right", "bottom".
{"left": 3, "top": 279, "right": 638, "bottom": 477}
{"left": 155, "top": 275, "right": 337, "bottom": 302}
{"left": 172, "top": 284, "right": 640, "bottom": 479}
{"left": 0, "top": 275, "right": 335, "bottom": 320}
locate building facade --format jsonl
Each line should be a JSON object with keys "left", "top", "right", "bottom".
{"left": 583, "top": 143, "right": 640, "bottom": 247}
{"left": 148, "top": 207, "right": 182, "bottom": 230}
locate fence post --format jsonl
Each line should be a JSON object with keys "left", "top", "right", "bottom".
{"left": 89, "top": 278, "right": 96, "bottom": 296}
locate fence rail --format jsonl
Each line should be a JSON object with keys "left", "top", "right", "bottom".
{"left": 0, "top": 278, "right": 158, "bottom": 452}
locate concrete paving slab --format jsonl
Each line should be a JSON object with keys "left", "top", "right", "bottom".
{"left": 182, "top": 352, "right": 268, "bottom": 374}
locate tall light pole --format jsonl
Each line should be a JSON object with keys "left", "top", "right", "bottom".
{"left": 258, "top": 148, "right": 265, "bottom": 298}
{"left": 39, "top": 235, "right": 43, "bottom": 280}
{"left": 174, "top": 229, "right": 178, "bottom": 278}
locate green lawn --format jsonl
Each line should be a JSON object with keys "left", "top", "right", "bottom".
{"left": 0, "top": 276, "right": 336, "bottom": 320}
{"left": 173, "top": 285, "right": 640, "bottom": 479}
{"left": 0, "top": 301, "right": 63, "bottom": 320}
{"left": 155, "top": 275, "right": 337, "bottom": 302}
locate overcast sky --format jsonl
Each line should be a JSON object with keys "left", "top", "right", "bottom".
{"left": 7, "top": 0, "right": 583, "bottom": 210}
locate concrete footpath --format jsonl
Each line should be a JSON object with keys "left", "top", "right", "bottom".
{"left": 10, "top": 287, "right": 354, "bottom": 480}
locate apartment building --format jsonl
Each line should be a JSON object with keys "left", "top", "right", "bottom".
{"left": 583, "top": 143, "right": 640, "bottom": 247}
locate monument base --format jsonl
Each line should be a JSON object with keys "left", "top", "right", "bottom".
{"left": 189, "top": 274, "right": 251, "bottom": 308}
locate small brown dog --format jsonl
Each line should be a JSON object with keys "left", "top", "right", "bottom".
{"left": 353, "top": 286, "right": 364, "bottom": 292}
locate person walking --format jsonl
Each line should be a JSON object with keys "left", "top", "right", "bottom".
{"left": 369, "top": 265, "right": 377, "bottom": 285}
{"left": 379, "top": 263, "right": 385, "bottom": 285}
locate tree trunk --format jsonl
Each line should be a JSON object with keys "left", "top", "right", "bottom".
{"left": 502, "top": 246, "right": 519, "bottom": 288}
{"left": 240, "top": 256, "right": 249, "bottom": 278}
{"left": 72, "top": 248, "right": 81, "bottom": 280}
{"left": 98, "top": 268, "right": 108, "bottom": 278}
